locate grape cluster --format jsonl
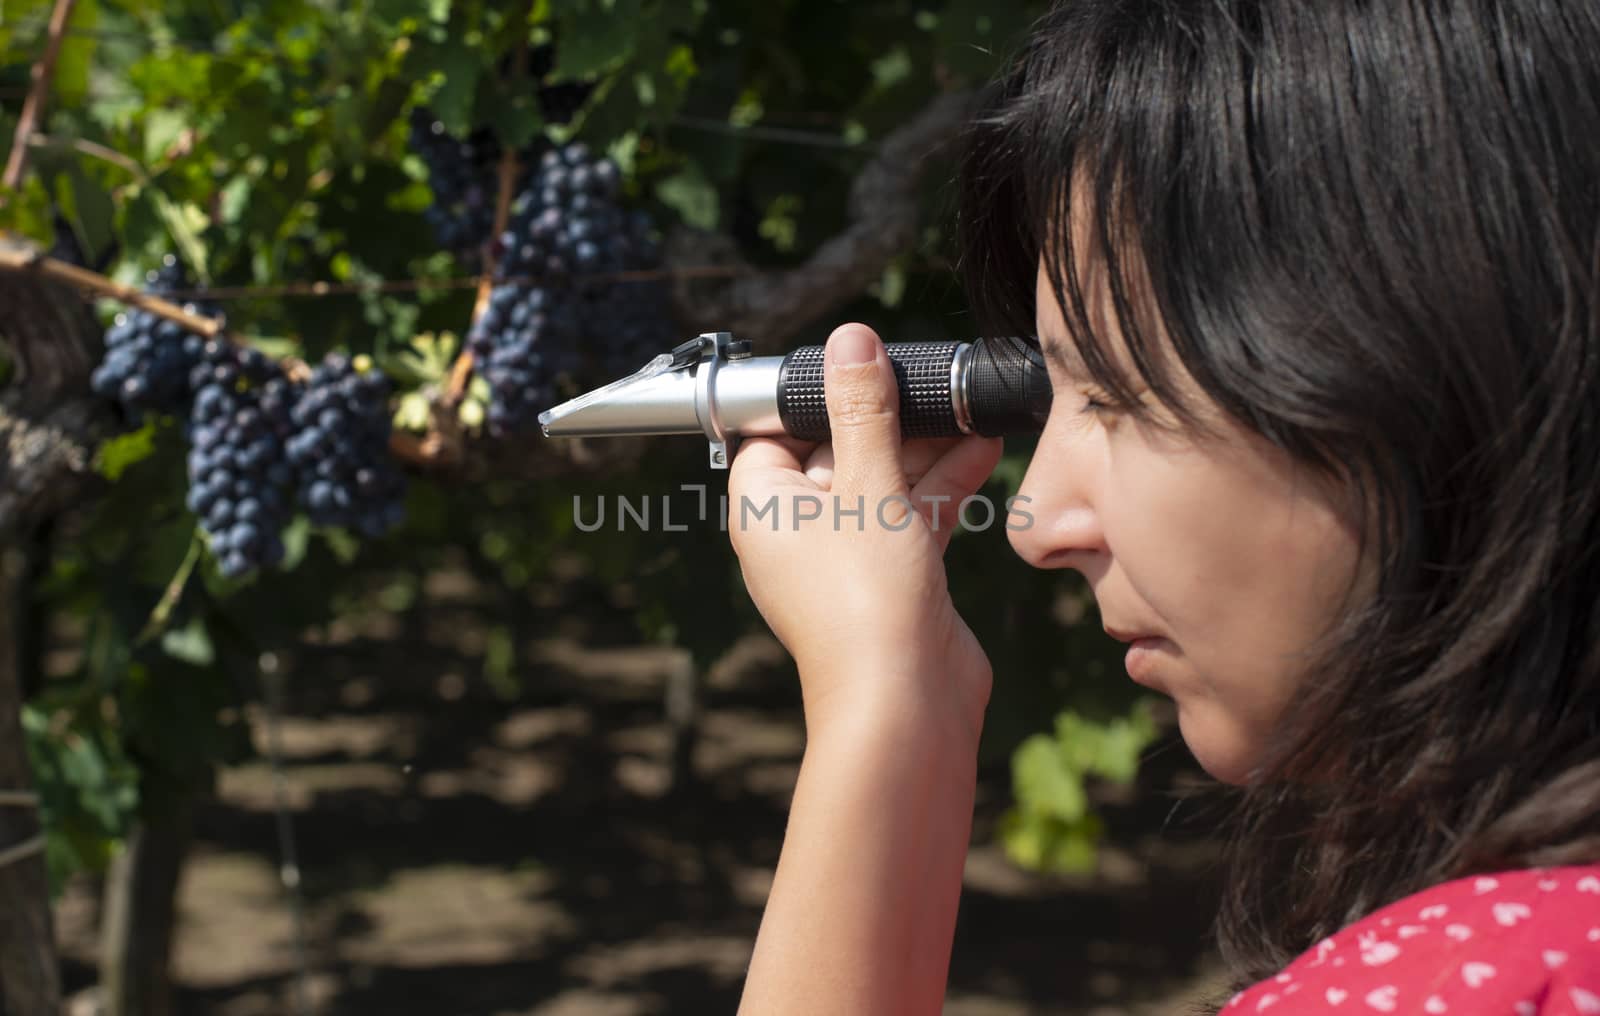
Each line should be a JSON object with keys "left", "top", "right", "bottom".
{"left": 285, "top": 354, "right": 408, "bottom": 538}
{"left": 91, "top": 257, "right": 215, "bottom": 416}
{"left": 184, "top": 343, "right": 297, "bottom": 579}
{"left": 467, "top": 143, "right": 674, "bottom": 436}
{"left": 89, "top": 257, "right": 409, "bottom": 580}
{"left": 407, "top": 51, "right": 596, "bottom": 258}
{"left": 407, "top": 110, "right": 524, "bottom": 258}
{"left": 468, "top": 285, "right": 582, "bottom": 438}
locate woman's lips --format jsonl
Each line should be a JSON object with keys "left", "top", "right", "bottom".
{"left": 1124, "top": 637, "right": 1165, "bottom": 685}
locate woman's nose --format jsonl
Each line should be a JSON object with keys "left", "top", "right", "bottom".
{"left": 1007, "top": 424, "right": 1108, "bottom": 570}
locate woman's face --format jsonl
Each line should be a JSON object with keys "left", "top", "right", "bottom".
{"left": 1009, "top": 256, "right": 1372, "bottom": 786}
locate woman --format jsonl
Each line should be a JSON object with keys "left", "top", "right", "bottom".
{"left": 726, "top": 1, "right": 1600, "bottom": 1014}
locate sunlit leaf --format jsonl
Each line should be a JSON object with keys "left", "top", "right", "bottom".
{"left": 95, "top": 422, "right": 158, "bottom": 482}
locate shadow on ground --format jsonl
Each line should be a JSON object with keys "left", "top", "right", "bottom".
{"left": 57, "top": 577, "right": 1235, "bottom": 1016}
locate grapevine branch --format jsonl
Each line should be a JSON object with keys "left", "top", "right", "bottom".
{"left": 667, "top": 89, "right": 978, "bottom": 347}
{"left": 2, "top": 0, "right": 78, "bottom": 194}
{"left": 0, "top": 246, "right": 312, "bottom": 381}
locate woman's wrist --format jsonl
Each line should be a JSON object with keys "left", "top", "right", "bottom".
{"left": 797, "top": 655, "right": 992, "bottom": 762}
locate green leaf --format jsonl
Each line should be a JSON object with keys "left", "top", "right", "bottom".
{"left": 217, "top": 175, "right": 252, "bottom": 227}
{"left": 457, "top": 395, "right": 485, "bottom": 430}
{"left": 145, "top": 189, "right": 209, "bottom": 284}
{"left": 160, "top": 618, "right": 215, "bottom": 666}
{"left": 321, "top": 527, "right": 361, "bottom": 564}
{"left": 997, "top": 807, "right": 1105, "bottom": 874}
{"left": 142, "top": 109, "right": 190, "bottom": 166}
{"left": 50, "top": 0, "right": 99, "bottom": 107}
{"left": 480, "top": 76, "right": 545, "bottom": 150}
{"left": 1011, "top": 733, "right": 1087, "bottom": 822}
{"left": 421, "top": 38, "right": 483, "bottom": 134}
{"left": 655, "top": 162, "right": 718, "bottom": 230}
{"left": 1084, "top": 701, "right": 1160, "bottom": 783}
{"left": 56, "top": 160, "right": 118, "bottom": 264}
{"left": 95, "top": 422, "right": 159, "bottom": 482}
{"left": 553, "top": 0, "right": 643, "bottom": 77}
{"left": 280, "top": 516, "right": 311, "bottom": 571}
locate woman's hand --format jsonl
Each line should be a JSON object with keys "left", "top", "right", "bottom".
{"left": 727, "top": 323, "right": 1004, "bottom": 747}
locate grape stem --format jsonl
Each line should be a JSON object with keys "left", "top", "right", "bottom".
{"left": 133, "top": 531, "right": 203, "bottom": 645}
{"left": 0, "top": 0, "right": 78, "bottom": 197}
{"left": 446, "top": 22, "right": 534, "bottom": 411}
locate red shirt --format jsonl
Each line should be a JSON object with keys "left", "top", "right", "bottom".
{"left": 1224, "top": 862, "right": 1600, "bottom": 1014}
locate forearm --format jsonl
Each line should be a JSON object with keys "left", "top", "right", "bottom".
{"left": 737, "top": 687, "right": 982, "bottom": 1016}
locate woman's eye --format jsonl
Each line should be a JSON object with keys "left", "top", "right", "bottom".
{"left": 1080, "top": 390, "right": 1117, "bottom": 416}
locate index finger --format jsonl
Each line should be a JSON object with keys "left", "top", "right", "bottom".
{"left": 729, "top": 434, "right": 821, "bottom": 474}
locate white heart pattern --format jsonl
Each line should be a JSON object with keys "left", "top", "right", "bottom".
{"left": 1493, "top": 902, "right": 1532, "bottom": 927}
{"left": 1424, "top": 996, "right": 1447, "bottom": 1014}
{"left": 1538, "top": 878, "right": 1559, "bottom": 891}
{"left": 1544, "top": 949, "right": 1568, "bottom": 969}
{"left": 1473, "top": 877, "right": 1499, "bottom": 894}
{"left": 1574, "top": 988, "right": 1600, "bottom": 1015}
{"left": 1420, "top": 904, "right": 1450, "bottom": 920}
{"left": 1461, "top": 961, "right": 1497, "bottom": 989}
{"left": 1254, "top": 991, "right": 1278, "bottom": 1011}
{"left": 1398, "top": 924, "right": 1428, "bottom": 939}
{"left": 1578, "top": 875, "right": 1600, "bottom": 894}
{"left": 1445, "top": 924, "right": 1474, "bottom": 942}
{"left": 1516, "top": 1003, "right": 1537, "bottom": 1016}
{"left": 1326, "top": 987, "right": 1348, "bottom": 1005}
{"left": 1366, "top": 985, "right": 1398, "bottom": 1012}
{"left": 1589, "top": 927, "right": 1600, "bottom": 942}
{"left": 1361, "top": 940, "right": 1401, "bottom": 966}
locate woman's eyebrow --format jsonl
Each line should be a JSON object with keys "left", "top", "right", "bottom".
{"left": 1037, "top": 332, "right": 1088, "bottom": 377}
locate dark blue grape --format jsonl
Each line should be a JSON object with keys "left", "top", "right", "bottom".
{"left": 407, "top": 109, "right": 546, "bottom": 262}
{"left": 186, "top": 352, "right": 298, "bottom": 580}
{"left": 90, "top": 255, "right": 222, "bottom": 417}
{"left": 285, "top": 354, "right": 407, "bottom": 537}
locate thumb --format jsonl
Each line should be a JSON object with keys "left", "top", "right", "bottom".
{"left": 823, "top": 323, "right": 905, "bottom": 497}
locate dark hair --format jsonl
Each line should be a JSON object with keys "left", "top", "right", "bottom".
{"left": 957, "top": 1, "right": 1600, "bottom": 1010}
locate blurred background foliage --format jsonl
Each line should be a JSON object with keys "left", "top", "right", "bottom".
{"left": 0, "top": 0, "right": 1178, "bottom": 1011}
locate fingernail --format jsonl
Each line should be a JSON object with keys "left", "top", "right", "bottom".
{"left": 829, "top": 328, "right": 875, "bottom": 366}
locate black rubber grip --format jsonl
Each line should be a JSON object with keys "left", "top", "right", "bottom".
{"left": 775, "top": 338, "right": 1052, "bottom": 441}
{"left": 778, "top": 342, "right": 962, "bottom": 441}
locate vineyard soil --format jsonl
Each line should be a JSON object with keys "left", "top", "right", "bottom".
{"left": 52, "top": 563, "right": 1234, "bottom": 1016}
